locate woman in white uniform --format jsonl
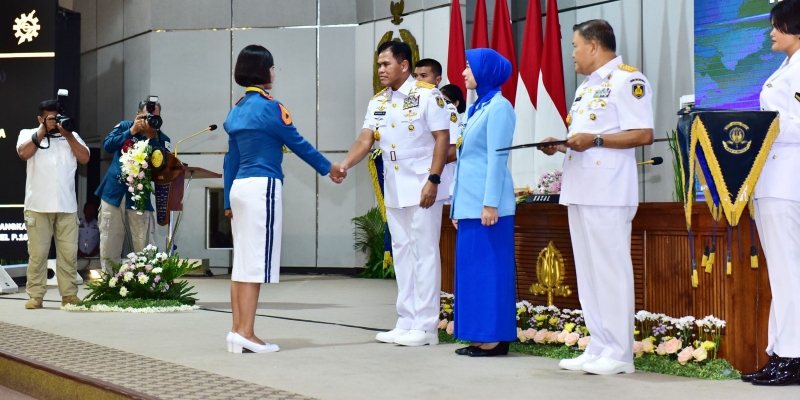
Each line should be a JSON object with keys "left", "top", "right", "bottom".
{"left": 743, "top": 0, "right": 800, "bottom": 385}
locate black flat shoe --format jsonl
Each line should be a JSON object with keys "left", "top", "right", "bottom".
{"left": 742, "top": 355, "right": 780, "bottom": 382}
{"left": 752, "top": 358, "right": 800, "bottom": 386}
{"left": 455, "top": 346, "right": 478, "bottom": 356}
{"left": 468, "top": 342, "right": 510, "bottom": 357}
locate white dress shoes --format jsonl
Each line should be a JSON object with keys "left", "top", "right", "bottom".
{"left": 393, "top": 330, "right": 438, "bottom": 347}
{"left": 375, "top": 328, "right": 409, "bottom": 343}
{"left": 226, "top": 331, "right": 234, "bottom": 353}
{"left": 581, "top": 356, "right": 635, "bottom": 375}
{"left": 558, "top": 353, "right": 599, "bottom": 371}
{"left": 230, "top": 333, "right": 280, "bottom": 354}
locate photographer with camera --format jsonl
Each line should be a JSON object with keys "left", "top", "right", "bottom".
{"left": 95, "top": 98, "right": 170, "bottom": 274}
{"left": 16, "top": 97, "right": 90, "bottom": 309}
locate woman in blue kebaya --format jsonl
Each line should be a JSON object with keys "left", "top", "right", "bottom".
{"left": 450, "top": 48, "right": 517, "bottom": 357}
{"left": 223, "top": 45, "right": 346, "bottom": 354}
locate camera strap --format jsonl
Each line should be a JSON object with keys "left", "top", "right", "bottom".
{"left": 31, "top": 132, "right": 50, "bottom": 149}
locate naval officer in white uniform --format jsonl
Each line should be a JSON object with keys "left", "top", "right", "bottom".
{"left": 339, "top": 41, "right": 452, "bottom": 347}
{"left": 540, "top": 19, "right": 654, "bottom": 375}
{"left": 743, "top": 0, "right": 800, "bottom": 386}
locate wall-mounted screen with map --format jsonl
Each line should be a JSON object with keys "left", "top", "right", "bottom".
{"left": 695, "top": 0, "right": 785, "bottom": 110}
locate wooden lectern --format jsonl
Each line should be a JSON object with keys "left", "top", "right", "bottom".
{"left": 152, "top": 151, "right": 221, "bottom": 254}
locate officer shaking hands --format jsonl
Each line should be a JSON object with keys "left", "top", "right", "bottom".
{"left": 540, "top": 19, "right": 654, "bottom": 376}
{"left": 338, "top": 41, "right": 452, "bottom": 347}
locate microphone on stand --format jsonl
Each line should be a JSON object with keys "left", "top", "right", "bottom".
{"left": 173, "top": 124, "right": 218, "bottom": 158}
{"left": 637, "top": 157, "right": 663, "bottom": 166}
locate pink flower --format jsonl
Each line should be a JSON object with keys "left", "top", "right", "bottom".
{"left": 664, "top": 338, "right": 683, "bottom": 354}
{"left": 642, "top": 338, "right": 655, "bottom": 354}
{"left": 142, "top": 161, "right": 148, "bottom": 169}
{"left": 565, "top": 332, "right": 580, "bottom": 346}
{"left": 677, "top": 346, "right": 694, "bottom": 365}
{"left": 446, "top": 320, "right": 454, "bottom": 335}
{"left": 154, "top": 275, "right": 161, "bottom": 283}
{"left": 137, "top": 183, "right": 144, "bottom": 190}
{"left": 577, "top": 336, "right": 591, "bottom": 350}
{"left": 138, "top": 171, "right": 145, "bottom": 179}
{"left": 533, "top": 329, "right": 549, "bottom": 343}
{"left": 128, "top": 186, "right": 135, "bottom": 193}
{"left": 437, "top": 319, "right": 447, "bottom": 330}
{"left": 656, "top": 343, "right": 667, "bottom": 356}
{"left": 633, "top": 341, "right": 644, "bottom": 358}
{"left": 137, "top": 272, "right": 144, "bottom": 277}
{"left": 546, "top": 331, "right": 561, "bottom": 343}
{"left": 557, "top": 331, "right": 568, "bottom": 343}
{"left": 517, "top": 328, "right": 528, "bottom": 343}
{"left": 523, "top": 328, "right": 537, "bottom": 340}
{"left": 145, "top": 265, "right": 153, "bottom": 272}
{"left": 127, "top": 176, "right": 134, "bottom": 183}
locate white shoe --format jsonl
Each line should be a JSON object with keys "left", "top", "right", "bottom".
{"left": 393, "top": 330, "right": 438, "bottom": 347}
{"left": 581, "top": 356, "right": 635, "bottom": 375}
{"left": 375, "top": 328, "right": 409, "bottom": 343}
{"left": 231, "top": 333, "right": 280, "bottom": 354}
{"left": 226, "top": 332, "right": 234, "bottom": 353}
{"left": 558, "top": 353, "right": 599, "bottom": 371}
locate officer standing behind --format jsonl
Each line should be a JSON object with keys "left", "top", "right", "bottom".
{"left": 540, "top": 19, "right": 654, "bottom": 375}
{"left": 16, "top": 100, "right": 90, "bottom": 309}
{"left": 95, "top": 101, "right": 170, "bottom": 273}
{"left": 78, "top": 202, "right": 100, "bottom": 258}
{"left": 339, "top": 42, "right": 452, "bottom": 347}
{"left": 743, "top": 0, "right": 800, "bottom": 386}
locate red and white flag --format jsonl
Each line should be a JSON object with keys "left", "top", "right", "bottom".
{"left": 490, "top": 0, "right": 518, "bottom": 107}
{"left": 511, "top": 0, "right": 543, "bottom": 187}
{"left": 447, "top": 0, "right": 466, "bottom": 97}
{"left": 467, "top": 0, "right": 489, "bottom": 104}
{"left": 534, "top": 0, "right": 568, "bottom": 177}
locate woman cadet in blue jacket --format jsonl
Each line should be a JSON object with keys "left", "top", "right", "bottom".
{"left": 223, "top": 45, "right": 346, "bottom": 354}
{"left": 450, "top": 48, "right": 517, "bottom": 357}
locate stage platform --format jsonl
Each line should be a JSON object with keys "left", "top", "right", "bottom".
{"left": 0, "top": 276, "right": 795, "bottom": 400}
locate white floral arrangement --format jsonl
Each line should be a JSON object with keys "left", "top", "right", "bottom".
{"left": 532, "top": 170, "right": 563, "bottom": 195}
{"left": 62, "top": 304, "right": 199, "bottom": 313}
{"left": 439, "top": 293, "right": 727, "bottom": 366}
{"left": 119, "top": 137, "right": 154, "bottom": 214}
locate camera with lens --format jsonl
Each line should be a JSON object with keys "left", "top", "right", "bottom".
{"left": 143, "top": 95, "right": 163, "bottom": 130}
{"left": 52, "top": 89, "right": 75, "bottom": 136}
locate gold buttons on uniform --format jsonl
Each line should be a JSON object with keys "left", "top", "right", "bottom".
{"left": 579, "top": 109, "right": 584, "bottom": 114}
{"left": 392, "top": 143, "right": 396, "bottom": 148}
{"left": 589, "top": 113, "right": 596, "bottom": 120}
{"left": 568, "top": 156, "right": 572, "bottom": 161}
{"left": 596, "top": 161, "right": 601, "bottom": 165}
{"left": 391, "top": 123, "right": 396, "bottom": 128}
{"left": 766, "top": 83, "right": 773, "bottom": 88}
{"left": 394, "top": 165, "right": 399, "bottom": 170}
{"left": 427, "top": 168, "right": 431, "bottom": 172}
{"left": 773, "top": 155, "right": 777, "bottom": 159}
{"left": 392, "top": 103, "right": 397, "bottom": 108}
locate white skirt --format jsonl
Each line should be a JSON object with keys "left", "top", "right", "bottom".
{"left": 230, "top": 177, "right": 282, "bottom": 283}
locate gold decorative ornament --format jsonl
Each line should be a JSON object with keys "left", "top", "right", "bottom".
{"left": 150, "top": 149, "right": 164, "bottom": 168}
{"left": 530, "top": 241, "right": 572, "bottom": 306}
{"left": 390, "top": 0, "right": 404, "bottom": 25}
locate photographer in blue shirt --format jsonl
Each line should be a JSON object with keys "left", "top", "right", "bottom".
{"left": 95, "top": 101, "right": 171, "bottom": 274}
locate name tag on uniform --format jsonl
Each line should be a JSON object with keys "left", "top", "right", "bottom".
{"left": 374, "top": 111, "right": 386, "bottom": 116}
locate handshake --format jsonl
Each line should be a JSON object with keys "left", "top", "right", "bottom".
{"left": 329, "top": 163, "right": 348, "bottom": 184}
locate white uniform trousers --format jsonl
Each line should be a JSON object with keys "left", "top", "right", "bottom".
{"left": 568, "top": 204, "right": 637, "bottom": 363}
{"left": 755, "top": 198, "right": 800, "bottom": 357}
{"left": 386, "top": 200, "right": 445, "bottom": 333}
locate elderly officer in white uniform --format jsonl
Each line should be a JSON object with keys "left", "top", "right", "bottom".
{"left": 540, "top": 19, "right": 654, "bottom": 375}
{"left": 743, "top": 0, "right": 800, "bottom": 386}
{"left": 339, "top": 41, "right": 452, "bottom": 347}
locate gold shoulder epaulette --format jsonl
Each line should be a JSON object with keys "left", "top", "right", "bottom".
{"left": 371, "top": 87, "right": 388, "bottom": 99}
{"left": 415, "top": 81, "right": 435, "bottom": 89}
{"left": 618, "top": 64, "right": 639, "bottom": 72}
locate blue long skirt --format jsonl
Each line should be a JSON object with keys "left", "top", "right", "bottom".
{"left": 453, "top": 216, "right": 517, "bottom": 342}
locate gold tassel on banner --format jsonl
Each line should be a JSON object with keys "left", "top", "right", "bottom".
{"left": 383, "top": 251, "right": 393, "bottom": 270}
{"left": 751, "top": 245, "right": 759, "bottom": 269}
{"left": 702, "top": 245, "right": 710, "bottom": 272}
{"left": 726, "top": 251, "right": 732, "bottom": 275}
{"left": 692, "top": 270, "right": 699, "bottom": 288}
{"left": 706, "top": 244, "right": 716, "bottom": 274}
